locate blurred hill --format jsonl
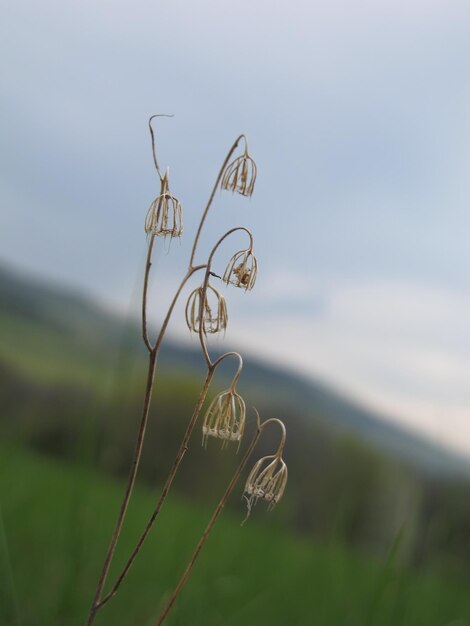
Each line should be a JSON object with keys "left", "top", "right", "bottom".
{"left": 2, "top": 261, "right": 470, "bottom": 572}
{"left": 1, "top": 261, "right": 469, "bottom": 476}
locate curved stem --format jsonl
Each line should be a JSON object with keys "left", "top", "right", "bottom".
{"left": 260, "top": 418, "right": 287, "bottom": 457}
{"left": 149, "top": 114, "right": 174, "bottom": 181}
{"left": 154, "top": 423, "right": 262, "bottom": 626}
{"left": 197, "top": 227, "right": 253, "bottom": 368}
{"left": 189, "top": 135, "right": 246, "bottom": 268}
{"left": 154, "top": 265, "right": 206, "bottom": 354}
{"left": 214, "top": 351, "right": 243, "bottom": 387}
{"left": 207, "top": 227, "right": 253, "bottom": 268}
{"left": 151, "top": 411, "right": 286, "bottom": 625}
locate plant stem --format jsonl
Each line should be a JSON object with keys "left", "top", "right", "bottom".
{"left": 86, "top": 262, "right": 205, "bottom": 623}
{"left": 189, "top": 135, "right": 245, "bottom": 267}
{"left": 86, "top": 349, "right": 157, "bottom": 626}
{"left": 154, "top": 426, "right": 262, "bottom": 626}
{"left": 142, "top": 235, "right": 156, "bottom": 352}
{"left": 98, "top": 369, "right": 215, "bottom": 608}
{"left": 86, "top": 124, "right": 250, "bottom": 624}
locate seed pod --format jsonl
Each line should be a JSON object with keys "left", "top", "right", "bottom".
{"left": 221, "top": 147, "right": 257, "bottom": 197}
{"left": 202, "top": 388, "right": 246, "bottom": 448}
{"left": 223, "top": 249, "right": 258, "bottom": 291}
{"left": 185, "top": 284, "right": 228, "bottom": 334}
{"left": 145, "top": 171, "right": 182, "bottom": 238}
{"left": 244, "top": 455, "right": 288, "bottom": 511}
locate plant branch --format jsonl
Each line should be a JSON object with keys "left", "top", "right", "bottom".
{"left": 142, "top": 234, "right": 156, "bottom": 351}
{"left": 149, "top": 114, "right": 174, "bottom": 181}
{"left": 98, "top": 369, "right": 214, "bottom": 608}
{"left": 86, "top": 264, "right": 205, "bottom": 626}
{"left": 189, "top": 135, "right": 246, "bottom": 268}
{"left": 86, "top": 349, "right": 158, "bottom": 626}
{"left": 154, "top": 422, "right": 262, "bottom": 626}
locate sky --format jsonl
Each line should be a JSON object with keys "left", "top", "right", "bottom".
{"left": 2, "top": 0, "right": 470, "bottom": 454}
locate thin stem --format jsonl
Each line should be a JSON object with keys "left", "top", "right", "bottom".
{"left": 214, "top": 351, "right": 243, "bottom": 387}
{"left": 260, "top": 418, "right": 287, "bottom": 457}
{"left": 154, "top": 425, "right": 262, "bottom": 626}
{"left": 149, "top": 114, "right": 174, "bottom": 181}
{"left": 154, "top": 265, "right": 206, "bottom": 354}
{"left": 189, "top": 135, "right": 246, "bottom": 268}
{"left": 86, "top": 265, "right": 206, "bottom": 626}
{"left": 98, "top": 369, "right": 215, "bottom": 608}
{"left": 98, "top": 351, "right": 244, "bottom": 608}
{"left": 87, "top": 125, "right": 253, "bottom": 625}
{"left": 86, "top": 350, "right": 157, "bottom": 626}
{"left": 142, "top": 235, "right": 156, "bottom": 352}
{"left": 207, "top": 227, "right": 253, "bottom": 268}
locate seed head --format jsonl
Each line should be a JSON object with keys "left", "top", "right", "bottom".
{"left": 202, "top": 388, "right": 246, "bottom": 448}
{"left": 223, "top": 249, "right": 258, "bottom": 291}
{"left": 244, "top": 455, "right": 288, "bottom": 511}
{"left": 145, "top": 171, "right": 183, "bottom": 238}
{"left": 221, "top": 146, "right": 257, "bottom": 197}
{"left": 185, "top": 284, "right": 228, "bottom": 334}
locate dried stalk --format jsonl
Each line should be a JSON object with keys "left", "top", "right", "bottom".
{"left": 85, "top": 121, "right": 255, "bottom": 625}
{"left": 154, "top": 416, "right": 287, "bottom": 625}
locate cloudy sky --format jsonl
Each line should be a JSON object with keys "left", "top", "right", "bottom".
{"left": 2, "top": 0, "right": 470, "bottom": 454}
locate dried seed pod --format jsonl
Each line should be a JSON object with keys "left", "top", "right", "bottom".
{"left": 221, "top": 147, "right": 257, "bottom": 197}
{"left": 185, "top": 284, "right": 228, "bottom": 334}
{"left": 223, "top": 249, "right": 258, "bottom": 291}
{"left": 244, "top": 455, "right": 288, "bottom": 511}
{"left": 202, "top": 388, "right": 246, "bottom": 448}
{"left": 144, "top": 171, "right": 183, "bottom": 238}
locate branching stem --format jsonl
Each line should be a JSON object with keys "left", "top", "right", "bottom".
{"left": 153, "top": 414, "right": 281, "bottom": 625}
{"left": 86, "top": 122, "right": 252, "bottom": 626}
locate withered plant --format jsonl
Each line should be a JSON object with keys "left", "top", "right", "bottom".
{"left": 85, "top": 115, "right": 288, "bottom": 626}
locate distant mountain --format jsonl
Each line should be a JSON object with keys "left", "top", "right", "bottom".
{"left": 1, "top": 261, "right": 469, "bottom": 479}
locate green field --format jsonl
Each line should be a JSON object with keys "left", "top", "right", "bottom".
{"left": 1, "top": 445, "right": 470, "bottom": 626}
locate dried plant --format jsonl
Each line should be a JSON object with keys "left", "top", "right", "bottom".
{"left": 85, "top": 116, "right": 288, "bottom": 626}
{"left": 144, "top": 169, "right": 183, "bottom": 238}
{"left": 244, "top": 454, "right": 288, "bottom": 509}
{"left": 202, "top": 385, "right": 246, "bottom": 448}
{"left": 223, "top": 248, "right": 258, "bottom": 290}
{"left": 221, "top": 137, "right": 257, "bottom": 196}
{"left": 185, "top": 283, "right": 228, "bottom": 334}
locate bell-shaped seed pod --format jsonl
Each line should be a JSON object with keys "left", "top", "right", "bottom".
{"left": 185, "top": 284, "right": 228, "bottom": 334}
{"left": 202, "top": 388, "right": 246, "bottom": 448}
{"left": 244, "top": 455, "right": 288, "bottom": 511}
{"left": 144, "top": 172, "right": 183, "bottom": 238}
{"left": 223, "top": 249, "right": 258, "bottom": 291}
{"left": 221, "top": 148, "right": 257, "bottom": 197}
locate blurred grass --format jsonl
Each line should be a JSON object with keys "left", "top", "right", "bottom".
{"left": 1, "top": 444, "right": 470, "bottom": 626}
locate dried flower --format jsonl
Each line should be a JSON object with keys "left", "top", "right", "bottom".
{"left": 145, "top": 171, "right": 182, "bottom": 238}
{"left": 202, "top": 388, "right": 246, "bottom": 448}
{"left": 221, "top": 146, "right": 257, "bottom": 197}
{"left": 223, "top": 249, "right": 258, "bottom": 291}
{"left": 244, "top": 455, "right": 288, "bottom": 511}
{"left": 185, "top": 284, "right": 228, "bottom": 334}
